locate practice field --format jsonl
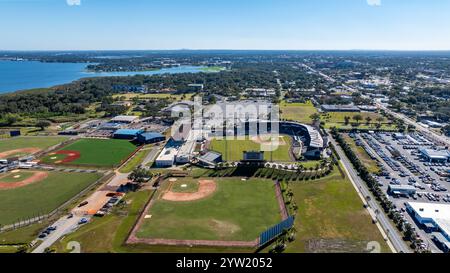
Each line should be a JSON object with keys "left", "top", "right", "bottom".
{"left": 210, "top": 135, "right": 292, "bottom": 162}
{"left": 40, "top": 139, "right": 138, "bottom": 168}
{"left": 284, "top": 168, "right": 390, "bottom": 253}
{"left": 280, "top": 100, "right": 318, "bottom": 124}
{"left": 135, "top": 178, "right": 282, "bottom": 242}
{"left": 0, "top": 171, "right": 103, "bottom": 226}
{"left": 0, "top": 136, "right": 68, "bottom": 157}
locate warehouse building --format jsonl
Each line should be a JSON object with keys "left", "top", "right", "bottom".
{"left": 387, "top": 184, "right": 417, "bottom": 197}
{"left": 113, "top": 129, "right": 144, "bottom": 140}
{"left": 137, "top": 132, "right": 166, "bottom": 144}
{"left": 198, "top": 151, "right": 223, "bottom": 167}
{"left": 406, "top": 202, "right": 450, "bottom": 252}
{"left": 419, "top": 149, "right": 450, "bottom": 163}
{"left": 111, "top": 115, "right": 140, "bottom": 124}
{"left": 320, "top": 104, "right": 361, "bottom": 112}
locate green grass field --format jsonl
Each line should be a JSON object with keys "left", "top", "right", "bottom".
{"left": 0, "top": 171, "right": 35, "bottom": 183}
{"left": 0, "top": 136, "right": 68, "bottom": 154}
{"left": 343, "top": 134, "right": 381, "bottom": 174}
{"left": 136, "top": 178, "right": 281, "bottom": 242}
{"left": 0, "top": 171, "right": 103, "bottom": 226}
{"left": 321, "top": 112, "right": 396, "bottom": 130}
{"left": 280, "top": 100, "right": 318, "bottom": 124}
{"left": 285, "top": 168, "right": 389, "bottom": 253}
{"left": 210, "top": 135, "right": 292, "bottom": 162}
{"left": 41, "top": 139, "right": 137, "bottom": 167}
{"left": 119, "top": 148, "right": 151, "bottom": 173}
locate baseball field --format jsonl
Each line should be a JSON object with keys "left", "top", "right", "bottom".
{"left": 40, "top": 138, "right": 138, "bottom": 168}
{"left": 0, "top": 136, "right": 68, "bottom": 158}
{"left": 0, "top": 170, "right": 103, "bottom": 226}
{"left": 209, "top": 135, "right": 292, "bottom": 162}
{"left": 134, "top": 177, "right": 282, "bottom": 243}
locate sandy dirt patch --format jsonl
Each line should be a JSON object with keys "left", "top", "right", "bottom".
{"left": 251, "top": 135, "right": 286, "bottom": 146}
{"left": 162, "top": 180, "right": 217, "bottom": 202}
{"left": 0, "top": 147, "right": 41, "bottom": 159}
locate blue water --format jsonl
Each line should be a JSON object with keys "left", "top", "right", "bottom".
{"left": 0, "top": 60, "right": 205, "bottom": 94}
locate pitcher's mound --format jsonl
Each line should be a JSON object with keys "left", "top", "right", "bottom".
{"left": 162, "top": 180, "right": 217, "bottom": 202}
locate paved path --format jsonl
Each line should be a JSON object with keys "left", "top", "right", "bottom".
{"left": 330, "top": 137, "right": 411, "bottom": 253}
{"left": 32, "top": 215, "right": 83, "bottom": 253}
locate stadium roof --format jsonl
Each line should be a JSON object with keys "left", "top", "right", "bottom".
{"left": 113, "top": 129, "right": 144, "bottom": 136}
{"left": 303, "top": 124, "right": 324, "bottom": 149}
{"left": 139, "top": 132, "right": 165, "bottom": 140}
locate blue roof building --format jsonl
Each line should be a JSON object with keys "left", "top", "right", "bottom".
{"left": 113, "top": 129, "right": 144, "bottom": 140}
{"left": 137, "top": 132, "right": 166, "bottom": 144}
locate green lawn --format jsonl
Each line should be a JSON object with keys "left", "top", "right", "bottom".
{"left": 0, "top": 171, "right": 103, "bottom": 226}
{"left": 285, "top": 169, "right": 389, "bottom": 253}
{"left": 343, "top": 134, "right": 381, "bottom": 174}
{"left": 280, "top": 100, "right": 318, "bottom": 124}
{"left": 41, "top": 139, "right": 138, "bottom": 168}
{"left": 0, "top": 136, "right": 68, "bottom": 153}
{"left": 210, "top": 135, "right": 292, "bottom": 162}
{"left": 137, "top": 178, "right": 281, "bottom": 242}
{"left": 201, "top": 66, "right": 226, "bottom": 72}
{"left": 119, "top": 148, "right": 151, "bottom": 173}
{"left": 321, "top": 112, "right": 397, "bottom": 130}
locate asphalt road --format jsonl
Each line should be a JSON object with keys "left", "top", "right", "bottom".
{"left": 330, "top": 137, "right": 411, "bottom": 253}
{"left": 32, "top": 215, "right": 83, "bottom": 253}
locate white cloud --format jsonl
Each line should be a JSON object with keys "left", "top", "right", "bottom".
{"left": 67, "top": 0, "right": 81, "bottom": 6}
{"left": 367, "top": 0, "right": 381, "bottom": 6}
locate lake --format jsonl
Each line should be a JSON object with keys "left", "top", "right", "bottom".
{"left": 0, "top": 60, "right": 205, "bottom": 94}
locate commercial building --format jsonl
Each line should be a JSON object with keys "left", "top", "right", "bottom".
{"left": 110, "top": 115, "right": 140, "bottom": 124}
{"left": 321, "top": 104, "right": 361, "bottom": 112}
{"left": 137, "top": 132, "right": 166, "bottom": 144}
{"left": 406, "top": 202, "right": 450, "bottom": 252}
{"left": 198, "top": 151, "right": 223, "bottom": 167}
{"left": 387, "top": 184, "right": 417, "bottom": 196}
{"left": 419, "top": 149, "right": 450, "bottom": 163}
{"left": 113, "top": 129, "right": 144, "bottom": 140}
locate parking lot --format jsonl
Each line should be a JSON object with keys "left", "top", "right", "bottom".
{"left": 348, "top": 132, "right": 450, "bottom": 252}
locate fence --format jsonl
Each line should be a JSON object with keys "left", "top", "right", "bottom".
{"left": 258, "top": 216, "right": 295, "bottom": 248}
{"left": 0, "top": 171, "right": 114, "bottom": 233}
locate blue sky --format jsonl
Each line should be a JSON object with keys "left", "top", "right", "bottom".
{"left": 0, "top": 0, "right": 449, "bottom": 50}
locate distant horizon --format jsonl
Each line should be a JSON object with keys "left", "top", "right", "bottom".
{"left": 2, "top": 49, "right": 450, "bottom": 52}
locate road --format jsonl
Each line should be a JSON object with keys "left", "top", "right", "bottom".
{"left": 31, "top": 144, "right": 163, "bottom": 253}
{"left": 32, "top": 215, "right": 83, "bottom": 253}
{"left": 376, "top": 102, "right": 450, "bottom": 147}
{"left": 330, "top": 137, "right": 411, "bottom": 253}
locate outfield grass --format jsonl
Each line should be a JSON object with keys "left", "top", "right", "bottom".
{"left": 285, "top": 169, "right": 389, "bottom": 253}
{"left": 119, "top": 148, "right": 151, "bottom": 173}
{"left": 280, "top": 100, "right": 318, "bottom": 124}
{"left": 343, "top": 134, "right": 381, "bottom": 174}
{"left": 0, "top": 136, "right": 68, "bottom": 153}
{"left": 210, "top": 135, "right": 292, "bottom": 162}
{"left": 0, "top": 171, "right": 103, "bottom": 226}
{"left": 137, "top": 178, "right": 281, "bottom": 242}
{"left": 41, "top": 139, "right": 137, "bottom": 168}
